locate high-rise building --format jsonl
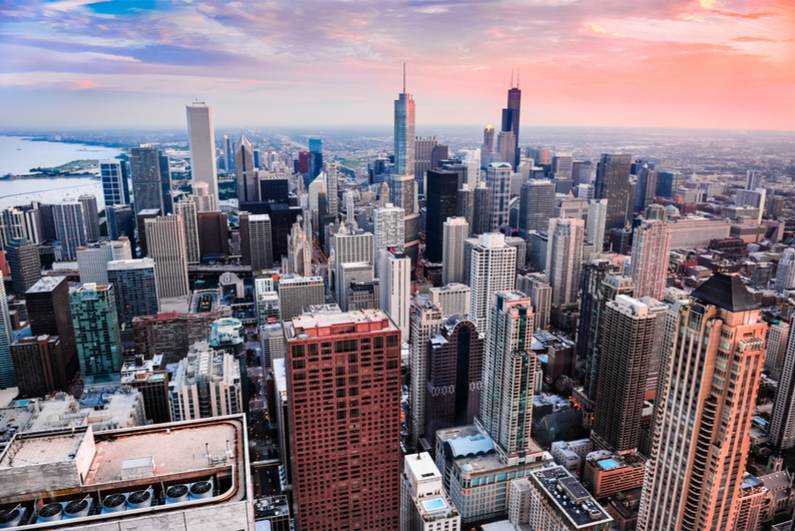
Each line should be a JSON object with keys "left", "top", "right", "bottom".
{"left": 197, "top": 210, "right": 229, "bottom": 259}
{"left": 390, "top": 173, "right": 415, "bottom": 216}
{"left": 287, "top": 215, "right": 313, "bottom": 277}
{"left": 770, "top": 325, "right": 795, "bottom": 451}
{"left": 248, "top": 214, "right": 273, "bottom": 271}
{"left": 10, "top": 335, "right": 63, "bottom": 397}
{"left": 395, "top": 72, "right": 416, "bottom": 177}
{"left": 496, "top": 131, "right": 516, "bottom": 170}
{"left": 591, "top": 295, "right": 666, "bottom": 454}
{"left": 746, "top": 169, "right": 762, "bottom": 191}
{"left": 477, "top": 291, "right": 536, "bottom": 460}
{"left": 552, "top": 152, "right": 574, "bottom": 180}
{"left": 379, "top": 248, "right": 411, "bottom": 338}
{"left": 472, "top": 182, "right": 492, "bottom": 236}
{"left": 429, "top": 283, "right": 471, "bottom": 319}
{"left": 21, "top": 203, "right": 43, "bottom": 244}
{"left": 6, "top": 237, "right": 41, "bottom": 294}
{"left": 0, "top": 280, "right": 12, "bottom": 389}
{"left": 516, "top": 272, "right": 552, "bottom": 330}
{"left": 501, "top": 84, "right": 521, "bottom": 168}
{"left": 426, "top": 169, "right": 459, "bottom": 262}
{"left": 327, "top": 162, "right": 339, "bottom": 218}
{"left": 775, "top": 248, "right": 795, "bottom": 293}
{"left": 186, "top": 101, "right": 218, "bottom": 199}
{"left": 347, "top": 281, "right": 380, "bottom": 312}
{"left": 467, "top": 232, "right": 517, "bottom": 331}
{"left": 308, "top": 138, "right": 323, "bottom": 181}
{"left": 78, "top": 194, "right": 101, "bottom": 241}
{"left": 284, "top": 310, "right": 401, "bottom": 530}
{"left": 170, "top": 341, "right": 242, "bottom": 421}
{"left": 132, "top": 309, "right": 224, "bottom": 364}
{"left": 145, "top": 215, "right": 189, "bottom": 299}
{"left": 456, "top": 184, "right": 475, "bottom": 236}
{"left": 107, "top": 258, "right": 159, "bottom": 326}
{"left": 655, "top": 170, "right": 681, "bottom": 200}
{"left": 401, "top": 452, "right": 461, "bottom": 531}
{"left": 636, "top": 167, "right": 657, "bottom": 211}
{"left": 518, "top": 178, "right": 555, "bottom": 256}
{"left": 0, "top": 207, "right": 27, "bottom": 251}
{"left": 277, "top": 275, "right": 325, "bottom": 321}
{"left": 26, "top": 276, "right": 77, "bottom": 375}
{"left": 70, "top": 283, "right": 123, "bottom": 384}
{"left": 76, "top": 238, "right": 133, "bottom": 285}
{"left": 52, "top": 202, "right": 86, "bottom": 260}
{"left": 638, "top": 273, "right": 766, "bottom": 531}
{"left": 409, "top": 297, "right": 445, "bottom": 448}
{"left": 483, "top": 125, "right": 495, "bottom": 153}
{"left": 426, "top": 316, "right": 483, "bottom": 439}
{"left": 546, "top": 218, "right": 585, "bottom": 309}
{"left": 594, "top": 154, "right": 632, "bottom": 240}
{"left": 159, "top": 151, "right": 173, "bottom": 215}
{"left": 764, "top": 322, "right": 789, "bottom": 381}
{"left": 130, "top": 145, "right": 164, "bottom": 215}
{"left": 630, "top": 221, "right": 671, "bottom": 300}
{"left": 587, "top": 198, "right": 608, "bottom": 251}
{"left": 332, "top": 225, "right": 374, "bottom": 298}
{"left": 338, "top": 262, "right": 373, "bottom": 312}
{"left": 106, "top": 204, "right": 134, "bottom": 241}
{"left": 191, "top": 181, "right": 216, "bottom": 212}
{"left": 234, "top": 132, "right": 257, "bottom": 203}
{"left": 174, "top": 198, "right": 200, "bottom": 264}
{"left": 120, "top": 358, "right": 172, "bottom": 424}
{"left": 486, "top": 163, "right": 512, "bottom": 231}
{"left": 442, "top": 217, "right": 469, "bottom": 285}
{"left": 415, "top": 135, "right": 438, "bottom": 191}
{"left": 373, "top": 202, "right": 404, "bottom": 259}
{"left": 100, "top": 159, "right": 130, "bottom": 207}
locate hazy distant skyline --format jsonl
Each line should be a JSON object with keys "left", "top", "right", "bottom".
{"left": 1, "top": 0, "right": 794, "bottom": 131}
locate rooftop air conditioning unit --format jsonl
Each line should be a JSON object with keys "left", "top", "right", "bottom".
{"left": 126, "top": 489, "right": 153, "bottom": 510}
{"left": 165, "top": 485, "right": 190, "bottom": 504}
{"left": 0, "top": 506, "right": 27, "bottom": 529}
{"left": 101, "top": 494, "right": 127, "bottom": 514}
{"left": 36, "top": 503, "right": 64, "bottom": 524}
{"left": 64, "top": 497, "right": 92, "bottom": 519}
{"left": 189, "top": 479, "right": 214, "bottom": 500}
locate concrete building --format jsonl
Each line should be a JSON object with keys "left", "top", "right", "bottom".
{"left": 174, "top": 198, "right": 201, "bottom": 264}
{"left": 76, "top": 238, "right": 133, "bottom": 284}
{"left": 0, "top": 415, "right": 253, "bottom": 530}
{"left": 457, "top": 185, "right": 475, "bottom": 236}
{"left": 133, "top": 309, "right": 229, "bottom": 365}
{"left": 287, "top": 215, "right": 312, "bottom": 277}
{"left": 546, "top": 218, "right": 584, "bottom": 309}
{"left": 550, "top": 439, "right": 594, "bottom": 474}
{"left": 145, "top": 215, "right": 190, "bottom": 299}
{"left": 25, "top": 276, "right": 78, "bottom": 384}
{"left": 107, "top": 258, "right": 160, "bottom": 326}
{"left": 247, "top": 214, "right": 273, "bottom": 271}
{"left": 79, "top": 194, "right": 101, "bottom": 242}
{"left": 191, "top": 181, "right": 216, "bottom": 212}
{"left": 338, "top": 262, "right": 374, "bottom": 312}
{"left": 379, "top": 248, "right": 411, "bottom": 339}
{"left": 373, "top": 202, "right": 405, "bottom": 257}
{"left": 429, "top": 283, "right": 471, "bottom": 319}
{"left": 584, "top": 450, "right": 647, "bottom": 500}
{"left": 526, "top": 466, "right": 613, "bottom": 530}
{"left": 466, "top": 233, "right": 516, "bottom": 331}
{"left": 638, "top": 273, "right": 767, "bottom": 531}
{"left": 517, "top": 179, "right": 555, "bottom": 258}
{"left": 668, "top": 217, "right": 731, "bottom": 249}
{"left": 52, "top": 202, "right": 86, "bottom": 260}
{"left": 10, "top": 335, "right": 64, "bottom": 398}
{"left": 255, "top": 278, "right": 280, "bottom": 326}
{"left": 400, "top": 452, "right": 461, "bottom": 531}
{"left": 347, "top": 280, "right": 380, "bottom": 312}
{"left": 70, "top": 283, "right": 123, "bottom": 384}
{"left": 770, "top": 321, "right": 795, "bottom": 451}
{"left": 765, "top": 322, "right": 790, "bottom": 381}
{"left": 516, "top": 272, "right": 552, "bottom": 330}
{"left": 106, "top": 204, "right": 133, "bottom": 241}
{"left": 442, "top": 217, "right": 469, "bottom": 285}
{"left": 284, "top": 309, "right": 401, "bottom": 530}
{"left": 592, "top": 296, "right": 667, "bottom": 454}
{"left": 331, "top": 224, "right": 374, "bottom": 298}
{"left": 277, "top": 275, "right": 325, "bottom": 321}
{"left": 630, "top": 221, "right": 671, "bottom": 300}
{"left": 169, "top": 341, "right": 242, "bottom": 421}
{"left": 776, "top": 248, "right": 795, "bottom": 294}
{"left": 120, "top": 357, "right": 172, "bottom": 424}
{"left": 410, "top": 298, "right": 446, "bottom": 449}
{"left": 186, "top": 100, "right": 219, "bottom": 198}
{"left": 486, "top": 163, "right": 512, "bottom": 231}
{"left": 6, "top": 237, "right": 41, "bottom": 294}
{"left": 587, "top": 198, "right": 608, "bottom": 252}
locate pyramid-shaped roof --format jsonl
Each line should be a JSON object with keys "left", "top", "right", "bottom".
{"left": 690, "top": 272, "right": 758, "bottom": 312}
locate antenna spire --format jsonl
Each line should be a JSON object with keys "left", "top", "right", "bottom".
{"left": 510, "top": 69, "right": 514, "bottom": 88}
{"left": 403, "top": 63, "right": 406, "bottom": 93}
{"left": 517, "top": 68, "right": 520, "bottom": 89}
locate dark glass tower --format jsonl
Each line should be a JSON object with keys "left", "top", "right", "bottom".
{"left": 501, "top": 83, "right": 521, "bottom": 168}
{"left": 594, "top": 153, "right": 633, "bottom": 241}
{"left": 308, "top": 138, "right": 323, "bottom": 181}
{"left": 159, "top": 151, "right": 173, "bottom": 215}
{"left": 425, "top": 169, "right": 459, "bottom": 263}
{"left": 130, "top": 145, "right": 164, "bottom": 215}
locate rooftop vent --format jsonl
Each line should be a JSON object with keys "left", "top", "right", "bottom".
{"left": 101, "top": 494, "right": 127, "bottom": 514}
{"left": 64, "top": 497, "right": 92, "bottom": 519}
{"left": 36, "top": 503, "right": 64, "bottom": 523}
{"left": 165, "top": 485, "right": 189, "bottom": 504}
{"left": 127, "top": 489, "right": 153, "bottom": 510}
{"left": 190, "top": 480, "right": 214, "bottom": 500}
{"left": 0, "top": 506, "right": 25, "bottom": 529}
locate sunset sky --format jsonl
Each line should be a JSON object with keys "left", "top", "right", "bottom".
{"left": 1, "top": 0, "right": 794, "bottom": 130}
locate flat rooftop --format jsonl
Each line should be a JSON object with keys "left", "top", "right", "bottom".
{"left": 26, "top": 276, "right": 66, "bottom": 294}
{"left": 285, "top": 308, "right": 397, "bottom": 339}
{"left": 436, "top": 425, "right": 543, "bottom": 475}
{"left": 531, "top": 466, "right": 613, "bottom": 528}
{"left": 0, "top": 430, "right": 84, "bottom": 469}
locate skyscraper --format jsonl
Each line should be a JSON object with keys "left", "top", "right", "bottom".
{"left": 764, "top": 322, "right": 789, "bottom": 380}
{"left": 379, "top": 248, "right": 411, "bottom": 338}
{"left": 496, "top": 131, "right": 516, "bottom": 170}
{"left": 26, "top": 276, "right": 78, "bottom": 381}
{"left": 78, "top": 194, "right": 101, "bottom": 242}
{"left": 332, "top": 224, "right": 374, "bottom": 298}
{"left": 587, "top": 198, "right": 608, "bottom": 251}
{"left": 552, "top": 153, "right": 574, "bottom": 179}
{"left": 482, "top": 125, "right": 495, "bottom": 153}
{"left": 425, "top": 169, "right": 459, "bottom": 262}
{"left": 145, "top": 215, "right": 189, "bottom": 299}
{"left": 186, "top": 101, "right": 219, "bottom": 199}
{"left": 0, "top": 280, "right": 13, "bottom": 389}
{"left": 472, "top": 182, "right": 492, "bottom": 236}
{"left": 197, "top": 210, "right": 230, "bottom": 259}
{"left": 248, "top": 214, "right": 273, "bottom": 271}
{"left": 130, "top": 144, "right": 164, "bottom": 215}
{"left": 70, "top": 283, "right": 123, "bottom": 384}
{"left": 456, "top": 184, "right": 475, "bottom": 236}
{"left": 594, "top": 154, "right": 633, "bottom": 240}
{"left": 518, "top": 178, "right": 555, "bottom": 254}
{"left": 235, "top": 132, "right": 257, "bottom": 203}
{"left": 467, "top": 232, "right": 517, "bottom": 331}
{"left": 486, "top": 163, "right": 512, "bottom": 231}
{"left": 373, "top": 202, "right": 404, "bottom": 259}
{"left": 159, "top": 151, "right": 173, "bottom": 215}
{"left": 76, "top": 238, "right": 133, "bottom": 285}
{"left": 630, "top": 220, "right": 671, "bottom": 300}
{"left": 769, "top": 326, "right": 795, "bottom": 450}
{"left": 10, "top": 335, "right": 63, "bottom": 398}
{"left": 277, "top": 275, "right": 325, "bottom": 321}
{"left": 327, "top": 162, "right": 339, "bottom": 218}
{"left": 655, "top": 170, "right": 681, "bottom": 200}
{"left": 284, "top": 309, "right": 401, "bottom": 531}
{"left": 107, "top": 258, "right": 159, "bottom": 326}
{"left": 308, "top": 138, "right": 323, "bottom": 181}
{"left": 408, "top": 297, "right": 445, "bottom": 448}
{"left": 6, "top": 237, "right": 41, "bottom": 294}
{"left": 100, "top": 159, "right": 130, "bottom": 207}
{"left": 414, "top": 135, "right": 437, "bottom": 191}
{"left": 52, "top": 202, "right": 86, "bottom": 260}
{"left": 477, "top": 291, "right": 535, "bottom": 459}
{"left": 776, "top": 248, "right": 795, "bottom": 293}
{"left": 287, "top": 215, "right": 313, "bottom": 277}
{"left": 591, "top": 295, "right": 666, "bottom": 453}
{"left": 546, "top": 218, "right": 585, "bottom": 309}
{"left": 107, "top": 204, "right": 134, "bottom": 241}
{"left": 394, "top": 67, "right": 416, "bottom": 177}
{"left": 425, "top": 316, "right": 483, "bottom": 440}
{"left": 638, "top": 273, "right": 766, "bottom": 531}
{"left": 501, "top": 83, "right": 521, "bottom": 168}
{"left": 174, "top": 198, "right": 200, "bottom": 264}
{"left": 636, "top": 167, "right": 657, "bottom": 211}
{"left": 389, "top": 174, "right": 415, "bottom": 215}
{"left": 224, "top": 135, "right": 234, "bottom": 173}
{"left": 338, "top": 262, "right": 373, "bottom": 312}
{"left": 442, "top": 217, "right": 469, "bottom": 285}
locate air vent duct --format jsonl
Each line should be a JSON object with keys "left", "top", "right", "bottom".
{"left": 165, "top": 485, "right": 190, "bottom": 504}
{"left": 101, "top": 494, "right": 127, "bottom": 514}
{"left": 36, "top": 503, "right": 64, "bottom": 523}
{"left": 189, "top": 480, "right": 214, "bottom": 500}
{"left": 127, "top": 489, "right": 152, "bottom": 510}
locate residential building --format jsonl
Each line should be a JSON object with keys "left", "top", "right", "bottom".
{"left": 379, "top": 248, "right": 411, "bottom": 338}
{"left": 442, "top": 217, "right": 469, "bottom": 285}
{"left": 588, "top": 198, "right": 608, "bottom": 251}
{"left": 630, "top": 221, "right": 671, "bottom": 300}
{"left": 174, "top": 198, "right": 200, "bottom": 264}
{"left": 120, "top": 357, "right": 172, "bottom": 424}
{"left": 466, "top": 233, "right": 517, "bottom": 331}
{"left": 278, "top": 275, "right": 325, "bottom": 321}
{"left": 429, "top": 283, "right": 471, "bottom": 319}
{"left": 107, "top": 258, "right": 159, "bottom": 326}
{"left": 145, "top": 215, "right": 189, "bottom": 299}
{"left": 247, "top": 214, "right": 273, "bottom": 271}
{"left": 546, "top": 217, "right": 585, "bottom": 309}
{"left": 132, "top": 310, "right": 227, "bottom": 364}
{"left": 373, "top": 203, "right": 405, "bottom": 258}
{"left": 518, "top": 178, "right": 555, "bottom": 257}
{"left": 400, "top": 452, "right": 461, "bottom": 531}
{"left": 70, "top": 283, "right": 123, "bottom": 384}
{"left": 410, "top": 298, "right": 446, "bottom": 449}
{"left": 52, "top": 202, "right": 86, "bottom": 260}
{"left": 486, "top": 162, "right": 512, "bottom": 231}
{"left": 776, "top": 248, "right": 795, "bottom": 293}
{"left": 170, "top": 341, "right": 242, "bottom": 421}
{"left": 130, "top": 145, "right": 164, "bottom": 215}
{"left": 76, "top": 237, "right": 133, "bottom": 284}
{"left": 526, "top": 466, "right": 613, "bottom": 530}
{"left": 6, "top": 237, "right": 41, "bottom": 294}
{"left": 584, "top": 450, "right": 647, "bottom": 500}
{"left": 516, "top": 272, "right": 552, "bottom": 330}
{"left": 25, "top": 276, "right": 78, "bottom": 379}
{"left": 78, "top": 194, "right": 101, "bottom": 242}
{"left": 100, "top": 159, "right": 130, "bottom": 207}
{"left": 765, "top": 322, "right": 789, "bottom": 380}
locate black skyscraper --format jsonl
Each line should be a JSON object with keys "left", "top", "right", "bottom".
{"left": 425, "top": 169, "right": 459, "bottom": 263}
{"left": 594, "top": 153, "right": 633, "bottom": 241}
{"left": 501, "top": 84, "right": 521, "bottom": 168}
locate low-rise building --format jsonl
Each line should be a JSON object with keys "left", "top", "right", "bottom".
{"left": 401, "top": 452, "right": 461, "bottom": 531}
{"left": 550, "top": 439, "right": 593, "bottom": 475}
{"left": 583, "top": 450, "right": 646, "bottom": 500}
{"left": 526, "top": 466, "right": 613, "bottom": 530}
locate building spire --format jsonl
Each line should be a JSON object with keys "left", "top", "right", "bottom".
{"left": 510, "top": 69, "right": 514, "bottom": 88}
{"left": 403, "top": 63, "right": 406, "bottom": 93}
{"left": 517, "top": 68, "right": 520, "bottom": 89}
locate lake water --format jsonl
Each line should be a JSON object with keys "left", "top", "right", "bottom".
{"left": 0, "top": 135, "right": 124, "bottom": 210}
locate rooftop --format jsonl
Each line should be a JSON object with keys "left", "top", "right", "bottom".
{"left": 436, "top": 425, "right": 543, "bottom": 475}
{"left": 531, "top": 466, "right": 613, "bottom": 529}
{"left": 26, "top": 276, "right": 66, "bottom": 294}
{"left": 690, "top": 272, "right": 759, "bottom": 312}
{"left": 285, "top": 309, "right": 397, "bottom": 340}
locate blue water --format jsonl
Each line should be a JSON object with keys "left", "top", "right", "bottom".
{"left": 422, "top": 499, "right": 446, "bottom": 511}
{"left": 0, "top": 135, "right": 122, "bottom": 176}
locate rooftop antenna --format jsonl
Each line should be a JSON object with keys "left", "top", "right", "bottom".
{"left": 403, "top": 63, "right": 406, "bottom": 93}
{"left": 511, "top": 69, "right": 514, "bottom": 88}
{"left": 517, "top": 68, "right": 521, "bottom": 89}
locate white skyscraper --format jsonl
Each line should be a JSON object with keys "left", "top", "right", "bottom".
{"left": 174, "top": 198, "right": 200, "bottom": 264}
{"left": 186, "top": 101, "right": 218, "bottom": 199}
{"left": 546, "top": 218, "right": 584, "bottom": 309}
{"left": 379, "top": 248, "right": 411, "bottom": 339}
{"left": 442, "top": 217, "right": 469, "bottom": 285}
{"left": 373, "top": 203, "right": 405, "bottom": 258}
{"left": 409, "top": 297, "right": 445, "bottom": 446}
{"left": 248, "top": 214, "right": 273, "bottom": 271}
{"left": 52, "top": 202, "right": 87, "bottom": 260}
{"left": 630, "top": 220, "right": 671, "bottom": 301}
{"left": 338, "top": 262, "right": 374, "bottom": 312}
{"left": 467, "top": 232, "right": 517, "bottom": 331}
{"left": 587, "top": 198, "right": 608, "bottom": 251}
{"left": 461, "top": 149, "right": 481, "bottom": 188}
{"left": 429, "top": 283, "right": 471, "bottom": 319}
{"left": 327, "top": 162, "right": 339, "bottom": 218}
{"left": 191, "top": 181, "right": 216, "bottom": 212}
{"left": 332, "top": 224, "right": 375, "bottom": 298}
{"left": 76, "top": 239, "right": 133, "bottom": 285}
{"left": 145, "top": 215, "right": 189, "bottom": 299}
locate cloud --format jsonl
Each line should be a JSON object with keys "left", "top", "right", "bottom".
{"left": 732, "top": 36, "right": 776, "bottom": 42}
{"left": 76, "top": 79, "right": 100, "bottom": 88}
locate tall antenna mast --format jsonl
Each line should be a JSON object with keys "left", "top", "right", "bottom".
{"left": 517, "top": 68, "right": 520, "bottom": 89}
{"left": 510, "top": 69, "right": 514, "bottom": 88}
{"left": 403, "top": 63, "right": 406, "bottom": 93}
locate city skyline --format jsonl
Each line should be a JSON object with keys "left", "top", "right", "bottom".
{"left": 1, "top": 0, "right": 794, "bottom": 130}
